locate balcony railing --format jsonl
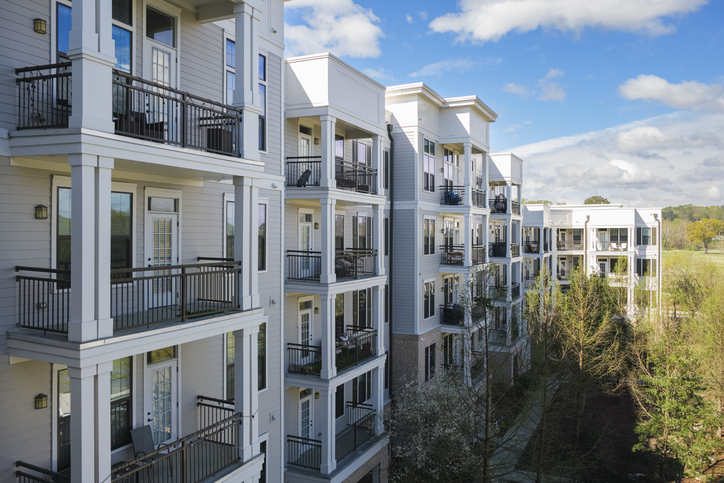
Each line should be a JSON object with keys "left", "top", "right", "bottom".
{"left": 471, "top": 245, "right": 486, "bottom": 265}
{"left": 15, "top": 261, "right": 241, "bottom": 335}
{"left": 337, "top": 326, "right": 377, "bottom": 372}
{"left": 112, "top": 412, "right": 242, "bottom": 483}
{"left": 557, "top": 241, "right": 583, "bottom": 251}
{"left": 440, "top": 245, "right": 465, "bottom": 265}
{"left": 287, "top": 343, "right": 322, "bottom": 375}
{"left": 510, "top": 243, "right": 520, "bottom": 257}
{"left": 439, "top": 186, "right": 465, "bottom": 205}
{"left": 489, "top": 242, "right": 507, "bottom": 258}
{"left": 287, "top": 251, "right": 322, "bottom": 281}
{"left": 511, "top": 201, "right": 521, "bottom": 215}
{"left": 595, "top": 241, "right": 629, "bottom": 251}
{"left": 472, "top": 189, "right": 486, "bottom": 208}
{"left": 286, "top": 156, "right": 322, "bottom": 187}
{"left": 15, "top": 461, "right": 69, "bottom": 483}
{"left": 336, "top": 160, "right": 377, "bottom": 194}
{"left": 439, "top": 304, "right": 464, "bottom": 326}
{"left": 197, "top": 395, "right": 235, "bottom": 430}
{"left": 112, "top": 71, "right": 242, "bottom": 156}
{"left": 471, "top": 303, "right": 486, "bottom": 322}
{"left": 524, "top": 242, "right": 540, "bottom": 253}
{"left": 287, "top": 435, "right": 322, "bottom": 470}
{"left": 511, "top": 283, "right": 521, "bottom": 299}
{"left": 337, "top": 402, "right": 376, "bottom": 461}
{"left": 490, "top": 196, "right": 507, "bottom": 214}
{"left": 558, "top": 269, "right": 571, "bottom": 280}
{"left": 16, "top": 62, "right": 72, "bottom": 130}
{"left": 336, "top": 248, "right": 377, "bottom": 280}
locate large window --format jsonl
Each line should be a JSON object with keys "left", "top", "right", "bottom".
{"left": 353, "top": 288, "right": 372, "bottom": 328}
{"left": 353, "top": 215, "right": 372, "bottom": 250}
{"left": 424, "top": 280, "right": 435, "bottom": 319}
{"left": 335, "top": 385, "right": 344, "bottom": 418}
{"left": 637, "top": 227, "right": 657, "bottom": 246}
{"left": 424, "top": 218, "right": 435, "bottom": 255}
{"left": 443, "top": 334, "right": 454, "bottom": 368}
{"left": 258, "top": 323, "right": 266, "bottom": 390}
{"left": 226, "top": 334, "right": 235, "bottom": 400}
{"left": 443, "top": 148, "right": 455, "bottom": 189}
{"left": 636, "top": 258, "right": 657, "bottom": 277}
{"left": 226, "top": 200, "right": 235, "bottom": 259}
{"left": 258, "top": 203, "right": 267, "bottom": 271}
{"left": 423, "top": 139, "right": 435, "bottom": 192}
{"left": 259, "top": 54, "right": 267, "bottom": 151}
{"left": 353, "top": 371, "right": 372, "bottom": 403}
{"left": 425, "top": 343, "right": 436, "bottom": 381}
{"left": 224, "top": 200, "right": 267, "bottom": 270}
{"left": 335, "top": 293, "right": 345, "bottom": 338}
{"left": 225, "top": 39, "right": 235, "bottom": 104}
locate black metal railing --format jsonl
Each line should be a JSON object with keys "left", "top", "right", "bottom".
{"left": 337, "top": 402, "right": 375, "bottom": 461}
{"left": 471, "top": 244, "right": 486, "bottom": 265}
{"left": 337, "top": 326, "right": 377, "bottom": 372}
{"left": 557, "top": 241, "right": 583, "bottom": 251}
{"left": 286, "top": 156, "right": 321, "bottom": 188}
{"left": 511, "top": 283, "right": 521, "bottom": 299}
{"left": 287, "top": 251, "right": 322, "bottom": 281}
{"left": 511, "top": 201, "right": 521, "bottom": 215}
{"left": 197, "top": 396, "right": 235, "bottom": 431}
{"left": 471, "top": 303, "right": 486, "bottom": 322}
{"left": 440, "top": 245, "right": 465, "bottom": 265}
{"left": 558, "top": 269, "right": 571, "bottom": 280}
{"left": 524, "top": 242, "right": 540, "bottom": 253}
{"left": 511, "top": 318, "right": 519, "bottom": 341}
{"left": 112, "top": 70, "right": 242, "bottom": 157}
{"left": 489, "top": 242, "right": 507, "bottom": 258}
{"left": 335, "top": 248, "right": 377, "bottom": 280}
{"left": 510, "top": 243, "right": 520, "bottom": 257}
{"left": 112, "top": 413, "right": 241, "bottom": 483}
{"left": 287, "top": 343, "right": 322, "bottom": 375}
{"left": 490, "top": 196, "right": 507, "bottom": 214}
{"left": 472, "top": 189, "right": 486, "bottom": 208}
{"left": 287, "top": 435, "right": 322, "bottom": 470}
{"left": 439, "top": 186, "right": 465, "bottom": 205}
{"left": 439, "top": 304, "right": 464, "bottom": 326}
{"left": 16, "top": 62, "right": 72, "bottom": 130}
{"left": 336, "top": 160, "right": 377, "bottom": 194}
{"left": 15, "top": 462, "right": 69, "bottom": 483}
{"left": 16, "top": 266, "right": 71, "bottom": 333}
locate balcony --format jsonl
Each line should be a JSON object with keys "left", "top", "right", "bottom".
{"left": 511, "top": 283, "right": 521, "bottom": 299}
{"left": 439, "top": 304, "right": 464, "bottom": 326}
{"left": 471, "top": 245, "right": 486, "bottom": 265}
{"left": 489, "top": 195, "right": 507, "bottom": 214}
{"left": 511, "top": 201, "right": 521, "bottom": 215}
{"left": 524, "top": 242, "right": 540, "bottom": 254}
{"left": 286, "top": 156, "right": 322, "bottom": 187}
{"left": 489, "top": 242, "right": 507, "bottom": 258}
{"left": 15, "top": 260, "right": 241, "bottom": 336}
{"left": 286, "top": 249, "right": 377, "bottom": 282}
{"left": 287, "top": 343, "right": 322, "bottom": 375}
{"left": 439, "top": 186, "right": 465, "bottom": 206}
{"left": 510, "top": 243, "right": 520, "bottom": 257}
{"left": 287, "top": 403, "right": 376, "bottom": 471}
{"left": 16, "top": 64, "right": 245, "bottom": 158}
{"left": 557, "top": 241, "right": 583, "bottom": 251}
{"left": 472, "top": 189, "right": 486, "bottom": 208}
{"left": 558, "top": 269, "right": 571, "bottom": 281}
{"left": 440, "top": 245, "right": 465, "bottom": 265}
{"left": 287, "top": 326, "right": 377, "bottom": 376}
{"left": 595, "top": 241, "right": 629, "bottom": 251}
{"left": 336, "top": 160, "right": 378, "bottom": 194}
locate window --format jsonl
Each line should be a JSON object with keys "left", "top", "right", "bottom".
{"left": 226, "top": 200, "right": 234, "bottom": 259}
{"left": 353, "top": 289, "right": 372, "bottom": 328}
{"left": 443, "top": 334, "right": 454, "bottom": 368}
{"left": 425, "top": 343, "right": 436, "bottom": 381}
{"left": 110, "top": 357, "right": 132, "bottom": 450}
{"left": 423, "top": 139, "right": 435, "bottom": 192}
{"left": 443, "top": 148, "right": 455, "bottom": 189}
{"left": 258, "top": 323, "right": 266, "bottom": 390}
{"left": 225, "top": 39, "right": 235, "bottom": 104}
{"left": 637, "top": 227, "right": 657, "bottom": 246}
{"left": 353, "top": 215, "right": 372, "bottom": 249}
{"left": 335, "top": 293, "right": 345, "bottom": 339}
{"left": 384, "top": 284, "right": 390, "bottom": 323}
{"left": 57, "top": 2, "right": 72, "bottom": 58}
{"left": 335, "top": 135, "right": 345, "bottom": 159}
{"left": 353, "top": 371, "right": 372, "bottom": 403}
{"left": 258, "top": 204, "right": 267, "bottom": 271}
{"left": 259, "top": 54, "right": 266, "bottom": 151}
{"left": 636, "top": 258, "right": 657, "bottom": 277}
{"left": 146, "top": 7, "right": 175, "bottom": 47}
{"left": 424, "top": 280, "right": 435, "bottom": 319}
{"left": 384, "top": 217, "right": 389, "bottom": 256}
{"left": 335, "top": 215, "right": 344, "bottom": 251}
{"left": 424, "top": 218, "right": 435, "bottom": 255}
{"left": 383, "top": 150, "right": 390, "bottom": 190}
{"left": 259, "top": 440, "right": 267, "bottom": 483}
{"left": 573, "top": 229, "right": 582, "bottom": 244}
{"left": 226, "top": 333, "right": 235, "bottom": 400}
{"left": 57, "top": 368, "right": 71, "bottom": 470}
{"left": 335, "top": 385, "right": 345, "bottom": 419}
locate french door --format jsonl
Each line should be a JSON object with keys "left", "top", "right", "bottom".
{"left": 144, "top": 360, "right": 178, "bottom": 445}
{"left": 145, "top": 213, "right": 178, "bottom": 308}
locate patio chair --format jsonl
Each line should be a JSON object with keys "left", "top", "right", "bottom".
{"left": 130, "top": 425, "right": 173, "bottom": 477}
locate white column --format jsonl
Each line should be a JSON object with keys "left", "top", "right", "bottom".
{"left": 463, "top": 142, "right": 472, "bottom": 207}
{"left": 506, "top": 184, "right": 512, "bottom": 215}
{"left": 234, "top": 177, "right": 260, "bottom": 310}
{"left": 464, "top": 214, "right": 472, "bottom": 268}
{"left": 235, "top": 325, "right": 260, "bottom": 463}
{"left": 67, "top": 0, "right": 115, "bottom": 132}
{"left": 371, "top": 366, "right": 385, "bottom": 435}
{"left": 69, "top": 365, "right": 96, "bottom": 483}
{"left": 483, "top": 214, "right": 489, "bottom": 263}
{"left": 95, "top": 362, "right": 112, "bottom": 483}
{"left": 96, "top": 157, "right": 114, "bottom": 338}
{"left": 373, "top": 204, "right": 385, "bottom": 276}
{"left": 320, "top": 115, "right": 336, "bottom": 188}
{"left": 372, "top": 135, "right": 383, "bottom": 194}
{"left": 320, "top": 199, "right": 336, "bottom": 284}
{"left": 233, "top": 2, "right": 261, "bottom": 162}
{"left": 320, "top": 293, "right": 336, "bottom": 379}
{"left": 374, "top": 286, "right": 384, "bottom": 355}
{"left": 319, "top": 387, "right": 336, "bottom": 475}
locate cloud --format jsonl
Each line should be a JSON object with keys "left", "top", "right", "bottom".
{"left": 619, "top": 75, "right": 724, "bottom": 112}
{"left": 538, "top": 69, "right": 566, "bottom": 101}
{"left": 410, "top": 58, "right": 480, "bottom": 78}
{"left": 362, "top": 68, "right": 393, "bottom": 82}
{"left": 405, "top": 14, "right": 413, "bottom": 23}
{"left": 506, "top": 123, "right": 523, "bottom": 133}
{"left": 502, "top": 83, "right": 529, "bottom": 97}
{"left": 285, "top": 0, "right": 383, "bottom": 58}
{"left": 545, "top": 68, "right": 565, "bottom": 79}
{"left": 428, "top": 0, "right": 708, "bottom": 43}
{"left": 505, "top": 111, "right": 724, "bottom": 206}
{"left": 524, "top": 121, "right": 532, "bottom": 125}
{"left": 419, "top": 11, "right": 428, "bottom": 20}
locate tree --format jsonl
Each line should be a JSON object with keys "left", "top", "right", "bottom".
{"left": 686, "top": 218, "right": 724, "bottom": 254}
{"left": 584, "top": 195, "right": 610, "bottom": 205}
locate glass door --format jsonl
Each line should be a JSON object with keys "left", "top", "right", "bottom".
{"left": 145, "top": 213, "right": 178, "bottom": 308}
{"left": 145, "top": 353, "right": 178, "bottom": 445}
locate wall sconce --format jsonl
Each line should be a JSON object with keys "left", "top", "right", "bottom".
{"left": 314, "top": 307, "right": 320, "bottom": 314}
{"left": 314, "top": 222, "right": 320, "bottom": 230}
{"left": 35, "top": 393, "right": 48, "bottom": 409}
{"left": 315, "top": 391, "right": 320, "bottom": 399}
{"left": 35, "top": 205, "right": 48, "bottom": 220}
{"left": 440, "top": 228, "right": 445, "bottom": 234}
{"left": 34, "top": 19, "right": 47, "bottom": 34}
{"left": 271, "top": 28, "right": 278, "bottom": 34}
{"left": 314, "top": 138, "right": 320, "bottom": 145}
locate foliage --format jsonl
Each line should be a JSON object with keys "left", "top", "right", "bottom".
{"left": 662, "top": 218, "right": 690, "bottom": 249}
{"left": 686, "top": 218, "right": 724, "bottom": 254}
{"left": 663, "top": 204, "right": 724, "bottom": 223}
{"left": 583, "top": 195, "right": 610, "bottom": 204}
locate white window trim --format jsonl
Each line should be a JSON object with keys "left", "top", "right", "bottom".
{"left": 143, "top": 0, "right": 182, "bottom": 84}
{"left": 258, "top": 50, "right": 268, "bottom": 153}
{"left": 423, "top": 216, "right": 436, "bottom": 256}
{"left": 143, "top": 345, "right": 182, "bottom": 444}
{"left": 423, "top": 278, "right": 436, "bottom": 320}
{"left": 144, "top": 187, "right": 183, "bottom": 264}
{"left": 223, "top": 31, "right": 235, "bottom": 105}
{"left": 222, "top": 193, "right": 269, "bottom": 273}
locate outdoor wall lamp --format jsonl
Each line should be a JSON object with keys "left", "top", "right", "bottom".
{"left": 35, "top": 204, "right": 48, "bottom": 219}
{"left": 314, "top": 138, "right": 320, "bottom": 145}
{"left": 34, "top": 19, "right": 47, "bottom": 34}
{"left": 314, "top": 222, "right": 320, "bottom": 229}
{"left": 314, "top": 307, "right": 320, "bottom": 314}
{"left": 35, "top": 393, "right": 48, "bottom": 409}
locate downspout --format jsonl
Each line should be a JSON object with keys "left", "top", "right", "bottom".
{"left": 387, "top": 123, "right": 394, "bottom": 399}
{"left": 654, "top": 213, "right": 662, "bottom": 310}
{"left": 584, "top": 215, "right": 590, "bottom": 276}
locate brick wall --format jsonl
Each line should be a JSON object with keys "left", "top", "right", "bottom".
{"left": 342, "top": 445, "right": 389, "bottom": 483}
{"left": 390, "top": 327, "right": 442, "bottom": 392}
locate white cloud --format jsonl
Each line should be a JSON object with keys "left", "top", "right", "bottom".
{"left": 705, "top": 185, "right": 722, "bottom": 200}
{"left": 410, "top": 58, "right": 479, "bottom": 78}
{"left": 502, "top": 83, "right": 529, "bottom": 97}
{"left": 505, "top": 123, "right": 523, "bottom": 133}
{"left": 362, "top": 68, "right": 393, "bottom": 82}
{"left": 619, "top": 75, "right": 724, "bottom": 112}
{"left": 545, "top": 68, "right": 565, "bottom": 79}
{"left": 429, "top": 0, "right": 708, "bottom": 43}
{"left": 285, "top": 0, "right": 383, "bottom": 58}
{"left": 405, "top": 14, "right": 413, "bottom": 23}
{"left": 585, "top": 159, "right": 654, "bottom": 185}
{"left": 524, "top": 121, "right": 532, "bottom": 125}
{"left": 419, "top": 11, "right": 428, "bottom": 20}
{"left": 539, "top": 82, "right": 566, "bottom": 102}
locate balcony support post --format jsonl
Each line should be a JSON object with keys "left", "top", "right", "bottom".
{"left": 373, "top": 204, "right": 384, "bottom": 276}
{"left": 234, "top": 176, "right": 260, "bottom": 310}
{"left": 463, "top": 142, "right": 472, "bottom": 207}
{"left": 372, "top": 134, "right": 383, "bottom": 194}
{"left": 235, "top": 325, "right": 260, "bottom": 463}
{"left": 320, "top": 115, "right": 336, "bottom": 188}
{"left": 374, "top": 285, "right": 384, "bottom": 355}
{"left": 95, "top": 362, "right": 112, "bottom": 483}
{"left": 320, "top": 198, "right": 336, "bottom": 284}
{"left": 372, "top": 366, "right": 384, "bottom": 435}
{"left": 320, "top": 293, "right": 336, "bottom": 379}
{"left": 69, "top": 154, "right": 113, "bottom": 342}
{"left": 319, "top": 387, "right": 336, "bottom": 475}
{"left": 464, "top": 214, "right": 472, "bottom": 268}
{"left": 233, "top": 2, "right": 261, "bottom": 162}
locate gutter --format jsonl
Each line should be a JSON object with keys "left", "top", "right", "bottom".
{"left": 584, "top": 215, "right": 590, "bottom": 275}
{"left": 387, "top": 123, "right": 394, "bottom": 399}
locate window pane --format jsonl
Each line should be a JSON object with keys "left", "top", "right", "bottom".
{"left": 226, "top": 200, "right": 235, "bottom": 259}
{"left": 148, "top": 346, "right": 177, "bottom": 364}
{"left": 226, "top": 333, "right": 235, "bottom": 400}
{"left": 226, "top": 71, "right": 235, "bottom": 104}
{"left": 259, "top": 84, "right": 266, "bottom": 117}
{"left": 111, "top": 193, "right": 132, "bottom": 236}
{"left": 112, "top": 0, "right": 132, "bottom": 25}
{"left": 226, "top": 39, "right": 236, "bottom": 68}
{"left": 112, "top": 26, "right": 132, "bottom": 72}
{"left": 335, "top": 385, "right": 344, "bottom": 418}
{"left": 259, "top": 54, "right": 266, "bottom": 81}
{"left": 258, "top": 323, "right": 266, "bottom": 390}
{"left": 57, "top": 4, "right": 72, "bottom": 56}
{"left": 146, "top": 7, "right": 175, "bottom": 47}
{"left": 258, "top": 204, "right": 266, "bottom": 271}
{"left": 335, "top": 135, "right": 344, "bottom": 159}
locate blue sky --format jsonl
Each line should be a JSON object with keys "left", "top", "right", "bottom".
{"left": 283, "top": 0, "right": 724, "bottom": 207}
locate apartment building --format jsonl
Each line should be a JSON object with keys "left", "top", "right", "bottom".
{"left": 0, "top": 0, "right": 285, "bottom": 481}
{"left": 281, "top": 53, "right": 391, "bottom": 482}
